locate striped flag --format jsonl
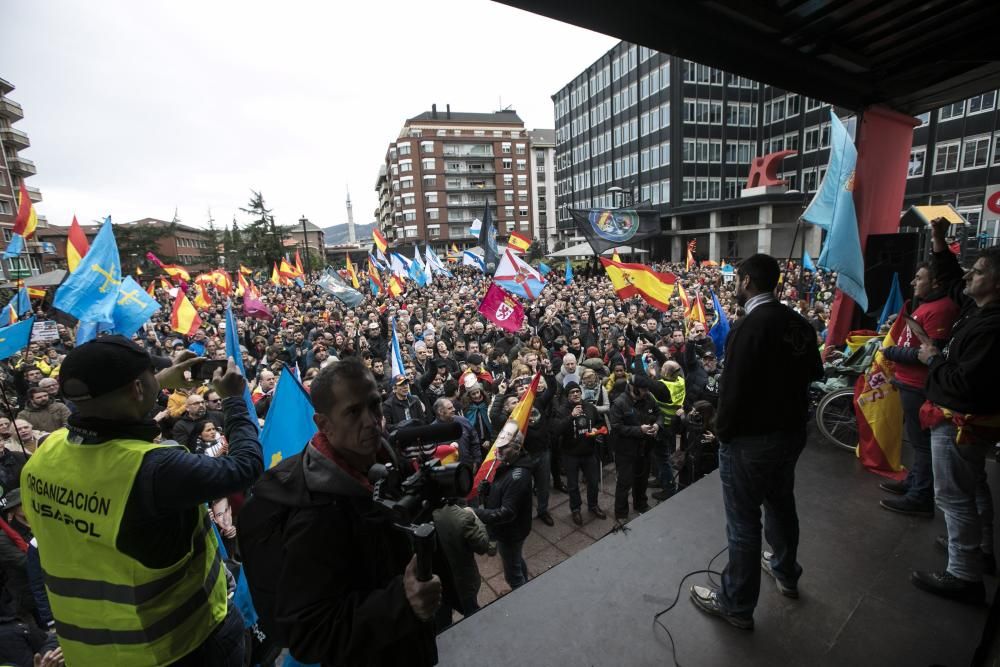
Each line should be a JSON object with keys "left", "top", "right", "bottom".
{"left": 372, "top": 228, "right": 388, "bottom": 254}
{"left": 601, "top": 257, "right": 677, "bottom": 312}
{"left": 507, "top": 230, "right": 531, "bottom": 253}
{"left": 368, "top": 257, "right": 383, "bottom": 296}
{"left": 467, "top": 371, "right": 540, "bottom": 499}
{"left": 146, "top": 281, "right": 156, "bottom": 297}
{"left": 294, "top": 250, "right": 305, "bottom": 276}
{"left": 146, "top": 252, "right": 191, "bottom": 282}
{"left": 170, "top": 291, "right": 202, "bottom": 336}
{"left": 855, "top": 305, "right": 908, "bottom": 478}
{"left": 345, "top": 254, "right": 360, "bottom": 288}
{"left": 239, "top": 264, "right": 253, "bottom": 275}
{"left": 387, "top": 274, "right": 405, "bottom": 298}
{"left": 66, "top": 215, "right": 90, "bottom": 273}
{"left": 2, "top": 182, "right": 38, "bottom": 259}
{"left": 686, "top": 239, "right": 697, "bottom": 271}
{"left": 270, "top": 263, "right": 282, "bottom": 286}
{"left": 389, "top": 318, "right": 405, "bottom": 380}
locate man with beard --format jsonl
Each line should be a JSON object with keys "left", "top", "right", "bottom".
{"left": 690, "top": 253, "right": 822, "bottom": 630}
{"left": 383, "top": 375, "right": 427, "bottom": 431}
{"left": 16, "top": 387, "right": 70, "bottom": 434}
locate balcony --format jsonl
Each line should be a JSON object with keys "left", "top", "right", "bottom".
{"left": 7, "top": 155, "right": 36, "bottom": 177}
{"left": 443, "top": 164, "right": 496, "bottom": 175}
{"left": 444, "top": 180, "right": 496, "bottom": 192}
{"left": 0, "top": 99, "right": 23, "bottom": 121}
{"left": 447, "top": 197, "right": 489, "bottom": 208}
{"left": 0, "top": 127, "right": 29, "bottom": 149}
{"left": 442, "top": 145, "right": 495, "bottom": 158}
{"left": 26, "top": 185, "right": 41, "bottom": 203}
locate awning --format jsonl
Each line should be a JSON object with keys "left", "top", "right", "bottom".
{"left": 1, "top": 269, "right": 66, "bottom": 289}
{"left": 546, "top": 243, "right": 648, "bottom": 258}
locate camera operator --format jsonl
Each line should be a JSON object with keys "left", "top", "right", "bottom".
{"left": 239, "top": 358, "right": 440, "bottom": 666}
{"left": 473, "top": 420, "right": 534, "bottom": 590}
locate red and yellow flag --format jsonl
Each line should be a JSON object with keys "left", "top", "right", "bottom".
{"left": 345, "top": 254, "right": 360, "bottom": 289}
{"left": 686, "top": 294, "right": 708, "bottom": 332}
{"left": 372, "top": 228, "right": 388, "bottom": 254}
{"left": 677, "top": 282, "right": 690, "bottom": 313}
{"left": 12, "top": 181, "right": 38, "bottom": 240}
{"left": 66, "top": 215, "right": 90, "bottom": 272}
{"left": 600, "top": 257, "right": 677, "bottom": 312}
{"left": 146, "top": 281, "right": 156, "bottom": 297}
{"left": 855, "top": 305, "right": 908, "bottom": 478}
{"left": 685, "top": 239, "right": 697, "bottom": 271}
{"left": 192, "top": 284, "right": 212, "bottom": 310}
{"left": 146, "top": 252, "right": 191, "bottom": 282}
{"left": 294, "top": 250, "right": 305, "bottom": 276}
{"left": 387, "top": 274, "right": 405, "bottom": 298}
{"left": 507, "top": 230, "right": 531, "bottom": 253}
{"left": 368, "top": 258, "right": 383, "bottom": 294}
{"left": 278, "top": 259, "right": 299, "bottom": 280}
{"left": 239, "top": 264, "right": 253, "bottom": 275}
{"left": 270, "top": 263, "right": 282, "bottom": 286}
{"left": 170, "top": 291, "right": 202, "bottom": 336}
{"left": 27, "top": 287, "right": 45, "bottom": 300}
{"left": 467, "top": 372, "right": 541, "bottom": 499}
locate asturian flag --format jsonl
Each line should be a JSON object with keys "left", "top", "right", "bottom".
{"left": 494, "top": 249, "right": 546, "bottom": 300}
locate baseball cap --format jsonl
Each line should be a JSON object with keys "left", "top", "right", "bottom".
{"left": 393, "top": 374, "right": 410, "bottom": 386}
{"left": 701, "top": 350, "right": 716, "bottom": 360}
{"left": 59, "top": 335, "right": 154, "bottom": 401}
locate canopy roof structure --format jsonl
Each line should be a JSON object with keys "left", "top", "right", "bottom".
{"left": 546, "top": 243, "right": 648, "bottom": 258}
{"left": 498, "top": 0, "right": 1000, "bottom": 114}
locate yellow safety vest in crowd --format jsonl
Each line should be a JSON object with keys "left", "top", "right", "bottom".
{"left": 20, "top": 430, "right": 228, "bottom": 667}
{"left": 656, "top": 377, "right": 686, "bottom": 422}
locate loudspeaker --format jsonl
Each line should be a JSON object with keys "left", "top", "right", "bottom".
{"left": 859, "top": 231, "right": 923, "bottom": 329}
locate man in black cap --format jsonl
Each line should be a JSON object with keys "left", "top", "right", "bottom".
{"left": 20, "top": 336, "right": 263, "bottom": 666}
{"left": 383, "top": 374, "right": 427, "bottom": 431}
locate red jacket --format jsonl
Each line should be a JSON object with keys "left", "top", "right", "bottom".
{"left": 893, "top": 296, "right": 959, "bottom": 389}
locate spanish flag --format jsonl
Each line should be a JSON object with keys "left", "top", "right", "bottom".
{"left": 66, "top": 215, "right": 90, "bottom": 273}
{"left": 387, "top": 274, "right": 405, "bottom": 298}
{"left": 146, "top": 252, "right": 191, "bottom": 282}
{"left": 507, "top": 230, "right": 531, "bottom": 253}
{"left": 27, "top": 287, "right": 45, "bottom": 300}
{"left": 192, "top": 284, "right": 212, "bottom": 310}
{"left": 294, "top": 250, "right": 305, "bottom": 276}
{"left": 855, "top": 305, "right": 908, "bottom": 478}
{"left": 612, "top": 249, "right": 622, "bottom": 263}
{"left": 210, "top": 269, "right": 232, "bottom": 295}
{"left": 372, "top": 228, "right": 388, "bottom": 254}
{"left": 12, "top": 181, "right": 38, "bottom": 240}
{"left": 685, "top": 239, "right": 697, "bottom": 271}
{"left": 271, "top": 263, "right": 282, "bottom": 286}
{"left": 279, "top": 259, "right": 299, "bottom": 280}
{"left": 146, "top": 281, "right": 156, "bottom": 297}
{"left": 170, "top": 291, "right": 202, "bottom": 336}
{"left": 686, "top": 294, "right": 708, "bottom": 331}
{"left": 345, "top": 254, "right": 360, "bottom": 289}
{"left": 239, "top": 264, "right": 253, "bottom": 275}
{"left": 368, "top": 258, "right": 383, "bottom": 295}
{"left": 600, "top": 257, "right": 676, "bottom": 312}
{"left": 677, "top": 282, "right": 691, "bottom": 313}
{"left": 467, "top": 371, "right": 540, "bottom": 499}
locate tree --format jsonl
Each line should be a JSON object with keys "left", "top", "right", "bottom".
{"left": 526, "top": 240, "right": 544, "bottom": 264}
{"left": 240, "top": 190, "right": 285, "bottom": 268}
{"left": 114, "top": 221, "right": 174, "bottom": 276}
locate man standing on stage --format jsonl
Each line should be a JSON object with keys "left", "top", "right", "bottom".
{"left": 690, "top": 254, "right": 823, "bottom": 630}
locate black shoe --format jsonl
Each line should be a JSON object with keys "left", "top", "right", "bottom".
{"left": 879, "top": 479, "right": 909, "bottom": 496}
{"left": 635, "top": 504, "right": 651, "bottom": 514}
{"left": 689, "top": 585, "right": 754, "bottom": 630}
{"left": 934, "top": 536, "right": 997, "bottom": 575}
{"left": 761, "top": 551, "right": 799, "bottom": 599}
{"left": 571, "top": 510, "right": 583, "bottom": 526}
{"left": 880, "top": 497, "right": 934, "bottom": 518}
{"left": 651, "top": 489, "right": 672, "bottom": 501}
{"left": 589, "top": 506, "right": 607, "bottom": 520}
{"left": 911, "top": 570, "right": 985, "bottom": 604}
{"left": 537, "top": 512, "right": 555, "bottom": 527}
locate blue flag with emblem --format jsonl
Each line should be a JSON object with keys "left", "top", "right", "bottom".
{"left": 0, "top": 317, "right": 35, "bottom": 361}
{"left": 109, "top": 276, "right": 161, "bottom": 338}
{"left": 802, "top": 111, "right": 868, "bottom": 311}
{"left": 53, "top": 217, "right": 123, "bottom": 322}
{"left": 708, "top": 288, "right": 731, "bottom": 362}
{"left": 259, "top": 365, "right": 317, "bottom": 469}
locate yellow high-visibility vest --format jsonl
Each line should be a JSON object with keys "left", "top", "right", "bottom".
{"left": 21, "top": 430, "right": 228, "bottom": 666}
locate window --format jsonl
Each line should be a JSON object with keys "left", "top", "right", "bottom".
{"left": 517, "top": 175, "right": 527, "bottom": 187}
{"left": 518, "top": 206, "right": 528, "bottom": 218}
{"left": 423, "top": 175, "right": 436, "bottom": 187}
{"left": 518, "top": 190, "right": 528, "bottom": 201}
{"left": 804, "top": 127, "right": 819, "bottom": 152}
{"left": 724, "top": 178, "right": 744, "bottom": 200}
{"left": 939, "top": 101, "right": 965, "bottom": 122}
{"left": 402, "top": 194, "right": 416, "bottom": 206}
{"left": 397, "top": 143, "right": 411, "bottom": 155}
{"left": 726, "top": 102, "right": 756, "bottom": 127}
{"left": 473, "top": 130, "right": 485, "bottom": 136}
{"left": 421, "top": 158, "right": 435, "bottom": 171}
{"left": 503, "top": 189, "right": 514, "bottom": 202}
{"left": 786, "top": 94, "right": 800, "bottom": 117}
{"left": 403, "top": 210, "right": 417, "bottom": 222}
{"left": 420, "top": 141, "right": 434, "bottom": 153}
{"left": 934, "top": 141, "right": 960, "bottom": 173}
{"left": 0, "top": 200, "right": 10, "bottom": 215}
{"left": 967, "top": 91, "right": 996, "bottom": 116}
{"left": 401, "top": 177, "right": 413, "bottom": 189}
{"left": 915, "top": 112, "right": 930, "bottom": 128}
{"left": 803, "top": 169, "right": 818, "bottom": 192}
{"left": 502, "top": 159, "right": 512, "bottom": 170}
{"left": 502, "top": 142, "right": 511, "bottom": 154}
{"left": 683, "top": 99, "right": 723, "bottom": 124}
{"left": 683, "top": 61, "right": 722, "bottom": 84}
{"left": 425, "top": 191, "right": 438, "bottom": 203}
{"left": 503, "top": 174, "right": 513, "bottom": 186}
{"left": 961, "top": 135, "right": 991, "bottom": 170}
{"left": 516, "top": 159, "right": 526, "bottom": 170}
{"left": 908, "top": 147, "right": 926, "bottom": 178}
{"left": 785, "top": 132, "right": 799, "bottom": 151}
{"left": 425, "top": 208, "right": 439, "bottom": 221}
{"left": 504, "top": 206, "right": 514, "bottom": 218}
{"left": 805, "top": 97, "right": 823, "bottom": 111}
{"left": 725, "top": 141, "right": 753, "bottom": 164}
{"left": 399, "top": 159, "right": 413, "bottom": 173}
{"left": 993, "top": 132, "right": 1000, "bottom": 165}
{"left": 660, "top": 141, "right": 671, "bottom": 165}
{"left": 516, "top": 144, "right": 526, "bottom": 155}
{"left": 427, "top": 225, "right": 441, "bottom": 238}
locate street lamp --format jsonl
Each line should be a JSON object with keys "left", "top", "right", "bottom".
{"left": 299, "top": 215, "right": 311, "bottom": 275}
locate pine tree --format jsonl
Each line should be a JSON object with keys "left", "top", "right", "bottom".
{"left": 240, "top": 190, "right": 284, "bottom": 268}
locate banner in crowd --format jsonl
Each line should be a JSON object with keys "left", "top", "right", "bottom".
{"left": 478, "top": 203, "right": 500, "bottom": 273}
{"left": 854, "top": 307, "right": 907, "bottom": 478}
{"left": 316, "top": 269, "right": 364, "bottom": 307}
{"left": 569, "top": 200, "right": 660, "bottom": 255}
{"left": 494, "top": 249, "right": 545, "bottom": 300}
{"left": 478, "top": 283, "right": 524, "bottom": 332}
{"left": 259, "top": 366, "right": 317, "bottom": 469}
{"left": 600, "top": 257, "right": 676, "bottom": 311}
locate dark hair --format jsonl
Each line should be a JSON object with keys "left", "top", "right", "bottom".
{"left": 310, "top": 357, "right": 374, "bottom": 415}
{"left": 738, "top": 253, "right": 781, "bottom": 292}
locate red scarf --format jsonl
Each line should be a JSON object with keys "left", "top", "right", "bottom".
{"left": 0, "top": 517, "right": 28, "bottom": 553}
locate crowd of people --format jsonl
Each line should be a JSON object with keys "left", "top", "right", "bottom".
{"left": 14, "top": 238, "right": 996, "bottom": 665}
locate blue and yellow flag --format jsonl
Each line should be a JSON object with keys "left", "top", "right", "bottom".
{"left": 110, "top": 276, "right": 161, "bottom": 338}
{"left": 53, "top": 218, "right": 123, "bottom": 323}
{"left": 0, "top": 317, "right": 35, "bottom": 361}
{"left": 225, "top": 304, "right": 259, "bottom": 431}
{"left": 259, "top": 366, "right": 317, "bottom": 469}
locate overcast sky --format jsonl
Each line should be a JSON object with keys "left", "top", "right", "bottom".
{"left": 2, "top": 1, "right": 616, "bottom": 232}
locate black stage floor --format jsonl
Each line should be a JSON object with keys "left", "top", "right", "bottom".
{"left": 439, "top": 431, "right": 998, "bottom": 666}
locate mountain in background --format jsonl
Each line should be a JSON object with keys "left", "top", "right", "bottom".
{"left": 322, "top": 222, "right": 375, "bottom": 244}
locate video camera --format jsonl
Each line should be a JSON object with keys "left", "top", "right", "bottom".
{"left": 368, "top": 421, "right": 474, "bottom": 582}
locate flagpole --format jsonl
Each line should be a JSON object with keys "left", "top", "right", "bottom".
{"left": 781, "top": 219, "right": 804, "bottom": 298}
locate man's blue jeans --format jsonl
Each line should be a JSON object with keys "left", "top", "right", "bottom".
{"left": 497, "top": 539, "right": 527, "bottom": 589}
{"left": 529, "top": 450, "right": 551, "bottom": 516}
{"left": 564, "top": 452, "right": 600, "bottom": 512}
{"left": 931, "top": 422, "right": 995, "bottom": 582}
{"left": 718, "top": 427, "right": 806, "bottom": 619}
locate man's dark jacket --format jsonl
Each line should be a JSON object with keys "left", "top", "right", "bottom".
{"left": 382, "top": 394, "right": 427, "bottom": 431}
{"left": 238, "top": 441, "right": 436, "bottom": 667}
{"left": 552, "top": 400, "right": 602, "bottom": 457}
{"left": 609, "top": 383, "right": 662, "bottom": 457}
{"left": 715, "top": 300, "right": 823, "bottom": 442}
{"left": 474, "top": 454, "right": 533, "bottom": 544}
